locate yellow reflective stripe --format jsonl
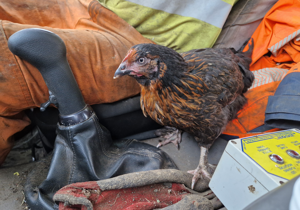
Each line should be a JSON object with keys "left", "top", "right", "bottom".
{"left": 222, "top": 0, "right": 239, "bottom": 6}
{"left": 98, "top": 0, "right": 223, "bottom": 51}
{"left": 126, "top": 0, "right": 232, "bottom": 28}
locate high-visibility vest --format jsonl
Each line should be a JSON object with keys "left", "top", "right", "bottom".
{"left": 98, "top": 0, "right": 237, "bottom": 52}
{"left": 223, "top": 0, "right": 300, "bottom": 138}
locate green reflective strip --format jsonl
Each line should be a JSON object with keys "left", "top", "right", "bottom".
{"left": 98, "top": 0, "right": 222, "bottom": 51}
{"left": 126, "top": 0, "right": 232, "bottom": 28}
{"left": 222, "top": 0, "right": 239, "bottom": 5}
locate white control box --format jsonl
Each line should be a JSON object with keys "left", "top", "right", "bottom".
{"left": 209, "top": 129, "right": 300, "bottom": 210}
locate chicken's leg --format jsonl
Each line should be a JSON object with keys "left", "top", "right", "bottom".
{"left": 187, "top": 146, "right": 216, "bottom": 189}
{"left": 155, "top": 126, "right": 182, "bottom": 149}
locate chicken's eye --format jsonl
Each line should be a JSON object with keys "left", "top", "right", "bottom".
{"left": 138, "top": 57, "right": 145, "bottom": 64}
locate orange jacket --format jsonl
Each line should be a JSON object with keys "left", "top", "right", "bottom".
{"left": 223, "top": 0, "right": 300, "bottom": 138}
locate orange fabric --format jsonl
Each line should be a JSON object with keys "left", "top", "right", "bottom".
{"left": 0, "top": 0, "right": 153, "bottom": 165}
{"left": 223, "top": 82, "right": 281, "bottom": 137}
{"left": 249, "top": 0, "right": 300, "bottom": 68}
{"left": 224, "top": 0, "right": 300, "bottom": 138}
{"left": 224, "top": 56, "right": 300, "bottom": 137}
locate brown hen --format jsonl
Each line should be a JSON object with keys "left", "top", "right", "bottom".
{"left": 114, "top": 40, "right": 254, "bottom": 189}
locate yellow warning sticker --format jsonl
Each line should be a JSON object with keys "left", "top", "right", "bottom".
{"left": 241, "top": 130, "right": 300, "bottom": 180}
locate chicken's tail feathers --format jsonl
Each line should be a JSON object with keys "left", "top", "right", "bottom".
{"left": 238, "top": 38, "right": 253, "bottom": 55}
{"left": 236, "top": 38, "right": 255, "bottom": 93}
{"left": 239, "top": 62, "right": 255, "bottom": 93}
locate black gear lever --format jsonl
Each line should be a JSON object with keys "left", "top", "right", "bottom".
{"left": 8, "top": 28, "right": 86, "bottom": 116}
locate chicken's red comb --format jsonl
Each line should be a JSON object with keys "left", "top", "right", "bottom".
{"left": 122, "top": 49, "right": 134, "bottom": 62}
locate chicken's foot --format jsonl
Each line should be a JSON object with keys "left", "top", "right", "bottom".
{"left": 187, "top": 146, "right": 216, "bottom": 189}
{"left": 155, "top": 126, "right": 182, "bottom": 149}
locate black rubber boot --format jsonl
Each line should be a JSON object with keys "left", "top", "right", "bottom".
{"left": 8, "top": 28, "right": 177, "bottom": 210}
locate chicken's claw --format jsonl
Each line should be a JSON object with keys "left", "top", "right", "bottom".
{"left": 191, "top": 175, "right": 198, "bottom": 190}
{"left": 155, "top": 127, "right": 182, "bottom": 149}
{"left": 188, "top": 167, "right": 212, "bottom": 189}
{"left": 188, "top": 146, "right": 216, "bottom": 189}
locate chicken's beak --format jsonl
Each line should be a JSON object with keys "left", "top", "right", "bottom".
{"left": 114, "top": 63, "right": 132, "bottom": 79}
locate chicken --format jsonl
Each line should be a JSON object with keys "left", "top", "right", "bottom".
{"left": 114, "top": 40, "right": 254, "bottom": 189}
